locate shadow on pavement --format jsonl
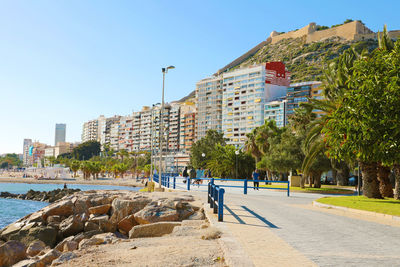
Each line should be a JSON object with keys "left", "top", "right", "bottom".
{"left": 223, "top": 204, "right": 279, "bottom": 229}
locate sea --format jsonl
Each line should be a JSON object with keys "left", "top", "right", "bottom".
{"left": 0, "top": 183, "right": 140, "bottom": 229}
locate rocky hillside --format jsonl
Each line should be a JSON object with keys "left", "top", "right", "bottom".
{"left": 234, "top": 36, "right": 378, "bottom": 82}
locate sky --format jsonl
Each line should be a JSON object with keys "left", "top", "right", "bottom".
{"left": 0, "top": 0, "right": 399, "bottom": 154}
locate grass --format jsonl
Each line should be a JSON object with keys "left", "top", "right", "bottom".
{"left": 259, "top": 183, "right": 354, "bottom": 194}
{"left": 317, "top": 196, "right": 400, "bottom": 216}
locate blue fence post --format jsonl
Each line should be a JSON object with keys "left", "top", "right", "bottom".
{"left": 218, "top": 188, "right": 224, "bottom": 222}
{"left": 244, "top": 179, "right": 248, "bottom": 195}
{"left": 208, "top": 183, "right": 211, "bottom": 204}
{"left": 213, "top": 187, "right": 218, "bottom": 214}
{"left": 173, "top": 177, "right": 176, "bottom": 189}
{"left": 287, "top": 181, "right": 290, "bottom": 197}
{"left": 210, "top": 184, "right": 214, "bottom": 208}
{"left": 167, "top": 176, "right": 170, "bottom": 188}
{"left": 187, "top": 177, "right": 190, "bottom": 191}
{"left": 211, "top": 178, "right": 214, "bottom": 185}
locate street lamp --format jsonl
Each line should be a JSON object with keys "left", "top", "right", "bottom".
{"left": 159, "top": 65, "right": 175, "bottom": 188}
{"left": 150, "top": 103, "right": 160, "bottom": 183}
{"left": 235, "top": 150, "right": 239, "bottom": 178}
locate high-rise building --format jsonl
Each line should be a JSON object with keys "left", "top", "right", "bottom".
{"left": 179, "top": 103, "right": 197, "bottom": 153}
{"left": 221, "top": 62, "right": 290, "bottom": 146}
{"left": 264, "top": 99, "right": 287, "bottom": 128}
{"left": 54, "top": 123, "right": 66, "bottom": 145}
{"left": 286, "top": 81, "right": 322, "bottom": 124}
{"left": 98, "top": 115, "right": 121, "bottom": 150}
{"left": 196, "top": 76, "right": 223, "bottom": 140}
{"left": 82, "top": 119, "right": 99, "bottom": 142}
{"left": 22, "top": 139, "right": 32, "bottom": 166}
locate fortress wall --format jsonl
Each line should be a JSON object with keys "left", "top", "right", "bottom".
{"left": 270, "top": 23, "right": 316, "bottom": 44}
{"left": 306, "top": 21, "right": 371, "bottom": 43}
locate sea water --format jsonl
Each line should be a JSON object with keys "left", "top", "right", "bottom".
{"left": 0, "top": 183, "right": 140, "bottom": 229}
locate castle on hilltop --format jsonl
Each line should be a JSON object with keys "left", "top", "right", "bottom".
{"left": 216, "top": 20, "right": 400, "bottom": 75}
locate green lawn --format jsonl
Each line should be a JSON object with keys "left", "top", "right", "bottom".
{"left": 317, "top": 196, "right": 400, "bottom": 216}
{"left": 259, "top": 183, "right": 354, "bottom": 194}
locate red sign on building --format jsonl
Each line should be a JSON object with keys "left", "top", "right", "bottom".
{"left": 265, "top": 62, "right": 290, "bottom": 86}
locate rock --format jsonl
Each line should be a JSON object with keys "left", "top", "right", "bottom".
{"left": 78, "top": 238, "right": 104, "bottom": 250}
{"left": 181, "top": 220, "right": 205, "bottom": 227}
{"left": 0, "top": 222, "right": 24, "bottom": 240}
{"left": 59, "top": 215, "right": 84, "bottom": 238}
{"left": 88, "top": 204, "right": 111, "bottom": 215}
{"left": 12, "top": 259, "right": 36, "bottom": 267}
{"left": 0, "top": 240, "right": 27, "bottom": 267}
{"left": 26, "top": 240, "right": 46, "bottom": 257}
{"left": 42, "top": 200, "right": 74, "bottom": 221}
{"left": 128, "top": 222, "right": 181, "bottom": 238}
{"left": 72, "top": 230, "right": 102, "bottom": 244}
{"left": 186, "top": 210, "right": 205, "bottom": 220}
{"left": 109, "top": 197, "right": 151, "bottom": 224}
{"left": 98, "top": 220, "right": 116, "bottom": 233}
{"left": 134, "top": 204, "right": 179, "bottom": 224}
{"left": 47, "top": 216, "right": 62, "bottom": 224}
{"left": 84, "top": 221, "right": 100, "bottom": 232}
{"left": 88, "top": 214, "right": 109, "bottom": 223}
{"left": 51, "top": 252, "right": 77, "bottom": 266}
{"left": 117, "top": 214, "right": 138, "bottom": 235}
{"left": 72, "top": 197, "right": 91, "bottom": 215}
{"left": 92, "top": 233, "right": 118, "bottom": 244}
{"left": 10, "top": 226, "right": 57, "bottom": 248}
{"left": 63, "top": 241, "right": 78, "bottom": 252}
{"left": 33, "top": 249, "right": 61, "bottom": 267}
{"left": 55, "top": 236, "right": 74, "bottom": 252}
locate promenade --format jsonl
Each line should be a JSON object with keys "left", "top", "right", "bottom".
{"left": 189, "top": 185, "right": 400, "bottom": 266}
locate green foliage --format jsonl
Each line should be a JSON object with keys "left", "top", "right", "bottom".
{"left": 0, "top": 154, "right": 22, "bottom": 168}
{"left": 72, "top": 141, "right": 100, "bottom": 160}
{"left": 190, "top": 130, "right": 226, "bottom": 169}
{"left": 316, "top": 25, "right": 329, "bottom": 31}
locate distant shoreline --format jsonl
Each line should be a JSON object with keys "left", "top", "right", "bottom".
{"left": 0, "top": 176, "right": 144, "bottom": 188}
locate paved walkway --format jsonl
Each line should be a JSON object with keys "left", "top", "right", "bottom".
{"left": 198, "top": 187, "right": 400, "bottom": 266}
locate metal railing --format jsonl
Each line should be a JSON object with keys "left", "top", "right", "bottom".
{"left": 208, "top": 179, "right": 225, "bottom": 221}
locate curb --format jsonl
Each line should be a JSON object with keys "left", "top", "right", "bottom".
{"left": 312, "top": 200, "right": 400, "bottom": 222}
{"left": 203, "top": 203, "right": 254, "bottom": 267}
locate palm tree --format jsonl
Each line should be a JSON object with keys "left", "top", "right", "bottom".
{"left": 244, "top": 129, "right": 262, "bottom": 165}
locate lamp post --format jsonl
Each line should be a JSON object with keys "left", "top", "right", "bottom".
{"left": 159, "top": 65, "right": 175, "bottom": 188}
{"left": 235, "top": 150, "right": 239, "bottom": 178}
{"left": 150, "top": 103, "right": 160, "bottom": 183}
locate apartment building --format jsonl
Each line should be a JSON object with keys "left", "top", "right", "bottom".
{"left": 81, "top": 119, "right": 99, "bottom": 142}
{"left": 179, "top": 103, "right": 197, "bottom": 153}
{"left": 139, "top": 107, "right": 152, "bottom": 151}
{"left": 221, "top": 62, "right": 290, "bottom": 146}
{"left": 264, "top": 99, "right": 287, "bottom": 128}
{"left": 168, "top": 103, "right": 180, "bottom": 152}
{"left": 54, "top": 124, "right": 66, "bottom": 146}
{"left": 98, "top": 115, "right": 120, "bottom": 149}
{"left": 196, "top": 76, "right": 223, "bottom": 140}
{"left": 118, "top": 115, "right": 134, "bottom": 152}
{"left": 23, "top": 139, "right": 32, "bottom": 166}
{"left": 286, "top": 81, "right": 322, "bottom": 123}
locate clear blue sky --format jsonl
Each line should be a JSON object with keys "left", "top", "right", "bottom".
{"left": 0, "top": 0, "right": 399, "bottom": 154}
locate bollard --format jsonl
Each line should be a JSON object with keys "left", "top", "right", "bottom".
{"left": 167, "top": 176, "right": 170, "bottom": 188}
{"left": 218, "top": 188, "right": 224, "bottom": 222}
{"left": 244, "top": 179, "right": 248, "bottom": 195}
{"left": 287, "top": 181, "right": 290, "bottom": 197}
{"left": 213, "top": 186, "right": 218, "bottom": 214}
{"left": 173, "top": 177, "right": 176, "bottom": 189}
{"left": 187, "top": 177, "right": 190, "bottom": 191}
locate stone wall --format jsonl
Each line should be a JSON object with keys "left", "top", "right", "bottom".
{"left": 270, "top": 23, "right": 316, "bottom": 44}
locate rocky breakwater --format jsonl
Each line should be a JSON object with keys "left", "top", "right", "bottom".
{"left": 0, "top": 188, "right": 81, "bottom": 203}
{"left": 0, "top": 190, "right": 205, "bottom": 266}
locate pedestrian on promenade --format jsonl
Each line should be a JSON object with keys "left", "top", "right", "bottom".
{"left": 189, "top": 168, "right": 196, "bottom": 185}
{"left": 252, "top": 169, "right": 259, "bottom": 190}
{"left": 183, "top": 167, "right": 188, "bottom": 183}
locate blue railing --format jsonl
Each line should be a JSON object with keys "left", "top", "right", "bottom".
{"left": 152, "top": 175, "right": 289, "bottom": 197}
{"left": 208, "top": 179, "right": 225, "bottom": 221}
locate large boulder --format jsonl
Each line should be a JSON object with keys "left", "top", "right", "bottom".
{"left": 59, "top": 215, "right": 84, "bottom": 238}
{"left": 117, "top": 214, "right": 138, "bottom": 235}
{"left": 84, "top": 221, "right": 100, "bottom": 232}
{"left": 42, "top": 200, "right": 74, "bottom": 221}
{"left": 72, "top": 230, "right": 103, "bottom": 245}
{"left": 26, "top": 240, "right": 46, "bottom": 257}
{"left": 31, "top": 249, "right": 61, "bottom": 267}
{"left": 55, "top": 236, "right": 74, "bottom": 252}
{"left": 63, "top": 240, "right": 78, "bottom": 252}
{"left": 0, "top": 222, "right": 24, "bottom": 240}
{"left": 51, "top": 252, "right": 77, "bottom": 266}
{"left": 78, "top": 237, "right": 104, "bottom": 250}
{"left": 88, "top": 204, "right": 111, "bottom": 215}
{"left": 8, "top": 225, "right": 58, "bottom": 248}
{"left": 0, "top": 240, "right": 27, "bottom": 267}
{"left": 88, "top": 214, "right": 115, "bottom": 233}
{"left": 109, "top": 197, "right": 151, "bottom": 224}
{"left": 134, "top": 204, "right": 180, "bottom": 224}
{"left": 129, "top": 222, "right": 181, "bottom": 238}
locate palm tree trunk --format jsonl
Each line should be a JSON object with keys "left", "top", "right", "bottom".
{"left": 309, "top": 175, "right": 313, "bottom": 187}
{"left": 360, "top": 161, "right": 382, "bottom": 199}
{"left": 300, "top": 175, "right": 305, "bottom": 189}
{"left": 337, "top": 165, "right": 349, "bottom": 186}
{"left": 394, "top": 164, "right": 400, "bottom": 200}
{"left": 377, "top": 164, "right": 393, "bottom": 198}
{"left": 332, "top": 169, "right": 337, "bottom": 185}
{"left": 313, "top": 171, "right": 322, "bottom": 188}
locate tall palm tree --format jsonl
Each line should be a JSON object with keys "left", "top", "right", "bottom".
{"left": 244, "top": 129, "right": 262, "bottom": 165}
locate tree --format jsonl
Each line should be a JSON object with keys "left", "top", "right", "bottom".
{"left": 244, "top": 129, "right": 262, "bottom": 165}
{"left": 190, "top": 130, "right": 226, "bottom": 169}
{"left": 72, "top": 141, "right": 101, "bottom": 160}
{"left": 0, "top": 154, "right": 22, "bottom": 168}
{"left": 70, "top": 160, "right": 80, "bottom": 177}
{"left": 322, "top": 37, "right": 400, "bottom": 198}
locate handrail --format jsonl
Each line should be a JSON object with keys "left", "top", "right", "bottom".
{"left": 208, "top": 179, "right": 224, "bottom": 222}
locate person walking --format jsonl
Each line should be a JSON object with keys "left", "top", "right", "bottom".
{"left": 189, "top": 168, "right": 196, "bottom": 185}
{"left": 252, "top": 169, "right": 260, "bottom": 190}
{"left": 182, "top": 167, "right": 189, "bottom": 183}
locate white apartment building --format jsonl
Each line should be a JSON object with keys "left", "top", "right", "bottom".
{"left": 81, "top": 119, "right": 99, "bottom": 142}
{"left": 221, "top": 62, "right": 290, "bottom": 146}
{"left": 264, "top": 99, "right": 287, "bottom": 128}
{"left": 196, "top": 76, "right": 223, "bottom": 140}
{"left": 168, "top": 103, "right": 180, "bottom": 151}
